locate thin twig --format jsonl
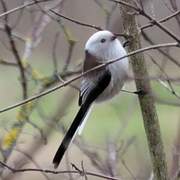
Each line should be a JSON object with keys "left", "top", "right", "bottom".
{"left": 26, "top": 119, "right": 47, "bottom": 144}
{"left": 1, "top": 0, "right": 27, "bottom": 99}
{"left": 139, "top": 10, "right": 180, "bottom": 43}
{"left": 50, "top": 10, "right": 130, "bottom": 38}
{"left": 140, "top": 10, "right": 180, "bottom": 30}
{"left": 0, "top": 59, "right": 17, "bottom": 67}
{"left": 105, "top": 0, "right": 140, "bottom": 11}
{"left": 50, "top": 0, "right": 180, "bottom": 44}
{"left": 0, "top": 42, "right": 178, "bottom": 114}
{"left": 52, "top": 32, "right": 60, "bottom": 74}
{"left": 0, "top": 0, "right": 51, "bottom": 19}
{"left": 169, "top": 0, "right": 180, "bottom": 30}
{"left": 0, "top": 161, "right": 120, "bottom": 180}
{"left": 108, "top": 0, "right": 180, "bottom": 43}
{"left": 141, "top": 30, "right": 180, "bottom": 68}
{"left": 62, "top": 40, "right": 76, "bottom": 73}
{"left": 150, "top": 56, "right": 180, "bottom": 99}
{"left": 121, "top": 159, "right": 136, "bottom": 180}
{"left": 50, "top": 10, "right": 102, "bottom": 31}
{"left": 15, "top": 149, "right": 50, "bottom": 180}
{"left": 0, "top": 23, "right": 26, "bottom": 42}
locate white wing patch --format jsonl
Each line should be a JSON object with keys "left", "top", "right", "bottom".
{"left": 78, "top": 105, "right": 93, "bottom": 135}
{"left": 79, "top": 79, "right": 95, "bottom": 105}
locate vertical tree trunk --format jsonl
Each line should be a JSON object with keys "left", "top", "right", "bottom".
{"left": 120, "top": 1, "right": 168, "bottom": 179}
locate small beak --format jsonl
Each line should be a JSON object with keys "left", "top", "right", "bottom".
{"left": 111, "top": 35, "right": 117, "bottom": 41}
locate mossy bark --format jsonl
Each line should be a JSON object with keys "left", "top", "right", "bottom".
{"left": 120, "top": 2, "right": 168, "bottom": 180}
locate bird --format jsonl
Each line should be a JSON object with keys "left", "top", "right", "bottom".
{"left": 52, "top": 30, "right": 129, "bottom": 168}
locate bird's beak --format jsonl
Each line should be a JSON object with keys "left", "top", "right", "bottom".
{"left": 111, "top": 35, "right": 117, "bottom": 41}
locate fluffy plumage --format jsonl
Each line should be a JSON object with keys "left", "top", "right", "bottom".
{"left": 52, "top": 30, "right": 129, "bottom": 168}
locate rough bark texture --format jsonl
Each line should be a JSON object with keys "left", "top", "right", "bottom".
{"left": 120, "top": 2, "right": 168, "bottom": 180}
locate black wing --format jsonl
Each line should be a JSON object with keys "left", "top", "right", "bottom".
{"left": 79, "top": 50, "right": 103, "bottom": 106}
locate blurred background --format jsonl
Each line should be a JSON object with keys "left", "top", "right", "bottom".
{"left": 0, "top": 0, "right": 180, "bottom": 179}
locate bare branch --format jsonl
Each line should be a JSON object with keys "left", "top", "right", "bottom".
{"left": 15, "top": 149, "right": 50, "bottom": 180}
{"left": 50, "top": 10, "right": 102, "bottom": 31}
{"left": 0, "top": 59, "right": 17, "bottom": 67}
{"left": 141, "top": 30, "right": 180, "bottom": 68}
{"left": 140, "top": 10, "right": 180, "bottom": 31}
{"left": 52, "top": 32, "right": 60, "bottom": 74}
{"left": 0, "top": 161, "right": 120, "bottom": 180}
{"left": 0, "top": 0, "right": 51, "bottom": 19}
{"left": 149, "top": 56, "right": 180, "bottom": 99}
{"left": 50, "top": 10, "right": 129, "bottom": 38}
{"left": 1, "top": 0, "right": 27, "bottom": 99}
{"left": 108, "top": 0, "right": 180, "bottom": 43}
{"left": 0, "top": 42, "right": 178, "bottom": 114}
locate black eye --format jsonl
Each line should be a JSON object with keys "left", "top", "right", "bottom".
{"left": 100, "top": 38, "right": 106, "bottom": 43}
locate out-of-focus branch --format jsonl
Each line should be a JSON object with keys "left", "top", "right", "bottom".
{"left": 5, "top": 23, "right": 28, "bottom": 98}
{"left": 140, "top": 10, "right": 180, "bottom": 31}
{"left": 121, "top": 159, "right": 136, "bottom": 180}
{"left": 0, "top": 0, "right": 29, "bottom": 166}
{"left": 155, "top": 96, "right": 180, "bottom": 106}
{"left": 10, "top": 1, "right": 25, "bottom": 30}
{"left": 169, "top": 0, "right": 180, "bottom": 30}
{"left": 0, "top": 59, "right": 17, "bottom": 67}
{"left": 74, "top": 138, "right": 109, "bottom": 175}
{"left": 0, "top": 23, "right": 26, "bottom": 42}
{"left": 93, "top": 0, "right": 117, "bottom": 28}
{"left": 21, "top": 0, "right": 66, "bottom": 81}
{"left": 1, "top": 0, "right": 27, "bottom": 99}
{"left": 62, "top": 41, "right": 76, "bottom": 72}
{"left": 106, "top": 0, "right": 140, "bottom": 11}
{"left": 0, "top": 0, "right": 52, "bottom": 19}
{"left": 50, "top": 10, "right": 129, "bottom": 38}
{"left": 120, "top": 1, "right": 168, "bottom": 179}
{"left": 52, "top": 32, "right": 60, "bottom": 74}
{"left": 1, "top": 89, "right": 75, "bottom": 180}
{"left": 50, "top": 9, "right": 102, "bottom": 31}
{"left": 140, "top": 11, "right": 180, "bottom": 43}
{"left": 50, "top": 7, "right": 180, "bottom": 68}
{"left": 149, "top": 56, "right": 180, "bottom": 99}
{"left": 141, "top": 30, "right": 180, "bottom": 68}
{"left": 0, "top": 0, "right": 67, "bottom": 171}
{"left": 26, "top": 119, "right": 47, "bottom": 144}
{"left": 170, "top": 117, "right": 180, "bottom": 179}
{"left": 15, "top": 149, "right": 50, "bottom": 180}
{"left": 108, "top": 0, "right": 180, "bottom": 43}
{"left": 0, "top": 1, "right": 78, "bottom": 175}
{"left": 65, "top": 152, "right": 74, "bottom": 180}
{"left": 2, "top": 88, "right": 123, "bottom": 180}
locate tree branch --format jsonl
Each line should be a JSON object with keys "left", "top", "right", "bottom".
{"left": 140, "top": 10, "right": 180, "bottom": 31}
{"left": 0, "top": 161, "right": 120, "bottom": 180}
{"left": 108, "top": 0, "right": 180, "bottom": 43}
{"left": 120, "top": 1, "right": 169, "bottom": 179}
{"left": 0, "top": 42, "right": 178, "bottom": 114}
{"left": 0, "top": 0, "right": 51, "bottom": 19}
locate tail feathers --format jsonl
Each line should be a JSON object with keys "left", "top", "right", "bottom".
{"left": 53, "top": 102, "right": 90, "bottom": 168}
{"left": 78, "top": 105, "right": 93, "bottom": 135}
{"left": 52, "top": 70, "right": 111, "bottom": 168}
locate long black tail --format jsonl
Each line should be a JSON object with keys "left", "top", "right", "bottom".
{"left": 52, "top": 70, "right": 111, "bottom": 168}
{"left": 53, "top": 101, "right": 91, "bottom": 168}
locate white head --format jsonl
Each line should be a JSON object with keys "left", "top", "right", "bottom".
{"left": 85, "top": 30, "right": 124, "bottom": 62}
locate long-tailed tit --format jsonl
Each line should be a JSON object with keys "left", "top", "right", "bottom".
{"left": 53, "top": 30, "right": 129, "bottom": 168}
